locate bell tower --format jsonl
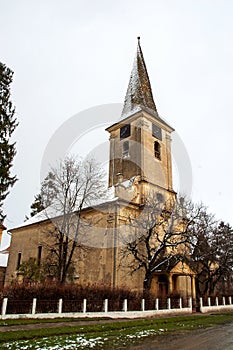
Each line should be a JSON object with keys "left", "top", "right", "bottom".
{"left": 106, "top": 38, "right": 176, "bottom": 203}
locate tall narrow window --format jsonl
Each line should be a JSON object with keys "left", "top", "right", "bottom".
{"left": 122, "top": 141, "right": 129, "bottom": 158}
{"left": 16, "top": 252, "right": 21, "bottom": 270}
{"left": 154, "top": 141, "right": 161, "bottom": 160}
{"left": 37, "top": 245, "right": 42, "bottom": 266}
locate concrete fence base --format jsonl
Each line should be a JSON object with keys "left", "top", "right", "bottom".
{"left": 0, "top": 308, "right": 193, "bottom": 320}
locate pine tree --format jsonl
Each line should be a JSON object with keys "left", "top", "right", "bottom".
{"left": 30, "top": 172, "right": 58, "bottom": 217}
{"left": 0, "top": 62, "right": 18, "bottom": 220}
{"left": 30, "top": 194, "right": 44, "bottom": 217}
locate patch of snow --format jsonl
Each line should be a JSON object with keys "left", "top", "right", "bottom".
{"left": 3, "top": 334, "right": 105, "bottom": 349}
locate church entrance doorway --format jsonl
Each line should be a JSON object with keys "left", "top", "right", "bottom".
{"left": 158, "top": 274, "right": 169, "bottom": 297}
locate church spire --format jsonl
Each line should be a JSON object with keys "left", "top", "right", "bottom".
{"left": 121, "top": 37, "right": 158, "bottom": 118}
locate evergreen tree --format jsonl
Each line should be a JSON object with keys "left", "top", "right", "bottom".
{"left": 0, "top": 62, "right": 18, "bottom": 220}
{"left": 30, "top": 172, "right": 58, "bottom": 217}
{"left": 30, "top": 194, "right": 44, "bottom": 217}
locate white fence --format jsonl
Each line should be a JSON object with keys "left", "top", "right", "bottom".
{"left": 200, "top": 296, "right": 233, "bottom": 313}
{"left": 1, "top": 297, "right": 192, "bottom": 320}
{"left": 1, "top": 296, "right": 233, "bottom": 319}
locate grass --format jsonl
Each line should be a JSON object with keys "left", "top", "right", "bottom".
{"left": 0, "top": 317, "right": 111, "bottom": 327}
{"left": 0, "top": 313, "right": 233, "bottom": 349}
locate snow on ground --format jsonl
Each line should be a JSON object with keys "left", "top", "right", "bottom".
{"left": 3, "top": 335, "right": 104, "bottom": 350}
{"left": 2, "top": 328, "right": 168, "bottom": 349}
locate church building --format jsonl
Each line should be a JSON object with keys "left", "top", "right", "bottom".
{"left": 4, "top": 39, "right": 196, "bottom": 299}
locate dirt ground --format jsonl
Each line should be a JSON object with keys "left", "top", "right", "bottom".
{"left": 129, "top": 322, "right": 233, "bottom": 350}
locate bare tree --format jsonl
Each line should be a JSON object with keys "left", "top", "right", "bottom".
{"left": 120, "top": 195, "right": 193, "bottom": 292}
{"left": 39, "top": 156, "right": 106, "bottom": 284}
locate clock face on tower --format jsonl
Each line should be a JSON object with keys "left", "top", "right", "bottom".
{"left": 120, "top": 124, "right": 131, "bottom": 140}
{"left": 152, "top": 123, "right": 162, "bottom": 141}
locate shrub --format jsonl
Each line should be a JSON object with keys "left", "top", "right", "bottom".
{"left": 1, "top": 282, "right": 142, "bottom": 304}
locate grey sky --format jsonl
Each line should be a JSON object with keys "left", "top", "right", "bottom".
{"left": 1, "top": 0, "right": 233, "bottom": 259}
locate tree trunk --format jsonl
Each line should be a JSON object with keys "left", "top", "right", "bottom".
{"left": 143, "top": 271, "right": 153, "bottom": 292}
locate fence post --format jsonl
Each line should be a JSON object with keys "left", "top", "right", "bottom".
{"left": 155, "top": 298, "right": 159, "bottom": 311}
{"left": 58, "top": 299, "right": 63, "bottom": 314}
{"left": 83, "top": 299, "right": 87, "bottom": 313}
{"left": 179, "top": 297, "right": 182, "bottom": 309}
{"left": 1, "top": 298, "right": 8, "bottom": 316}
{"left": 229, "top": 296, "right": 232, "bottom": 305}
{"left": 215, "top": 297, "right": 218, "bottom": 306}
{"left": 222, "top": 297, "right": 225, "bottom": 306}
{"left": 208, "top": 297, "right": 211, "bottom": 306}
{"left": 104, "top": 299, "right": 108, "bottom": 313}
{"left": 141, "top": 298, "right": 145, "bottom": 311}
{"left": 167, "top": 298, "right": 171, "bottom": 310}
{"left": 199, "top": 297, "right": 203, "bottom": 308}
{"left": 32, "top": 298, "right": 37, "bottom": 315}
{"left": 123, "top": 299, "right": 127, "bottom": 312}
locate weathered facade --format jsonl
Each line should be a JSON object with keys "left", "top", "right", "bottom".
{"left": 5, "top": 39, "right": 196, "bottom": 298}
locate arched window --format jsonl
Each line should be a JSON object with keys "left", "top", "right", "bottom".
{"left": 154, "top": 141, "right": 161, "bottom": 160}
{"left": 122, "top": 141, "right": 129, "bottom": 158}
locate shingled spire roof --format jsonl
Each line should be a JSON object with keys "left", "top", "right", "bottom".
{"left": 121, "top": 37, "right": 158, "bottom": 118}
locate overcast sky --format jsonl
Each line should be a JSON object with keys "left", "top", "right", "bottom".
{"left": 1, "top": 0, "right": 233, "bottom": 259}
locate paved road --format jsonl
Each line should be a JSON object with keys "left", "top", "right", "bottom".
{"left": 130, "top": 323, "right": 233, "bottom": 350}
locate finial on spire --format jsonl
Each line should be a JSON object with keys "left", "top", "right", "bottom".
{"left": 137, "top": 36, "right": 140, "bottom": 42}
